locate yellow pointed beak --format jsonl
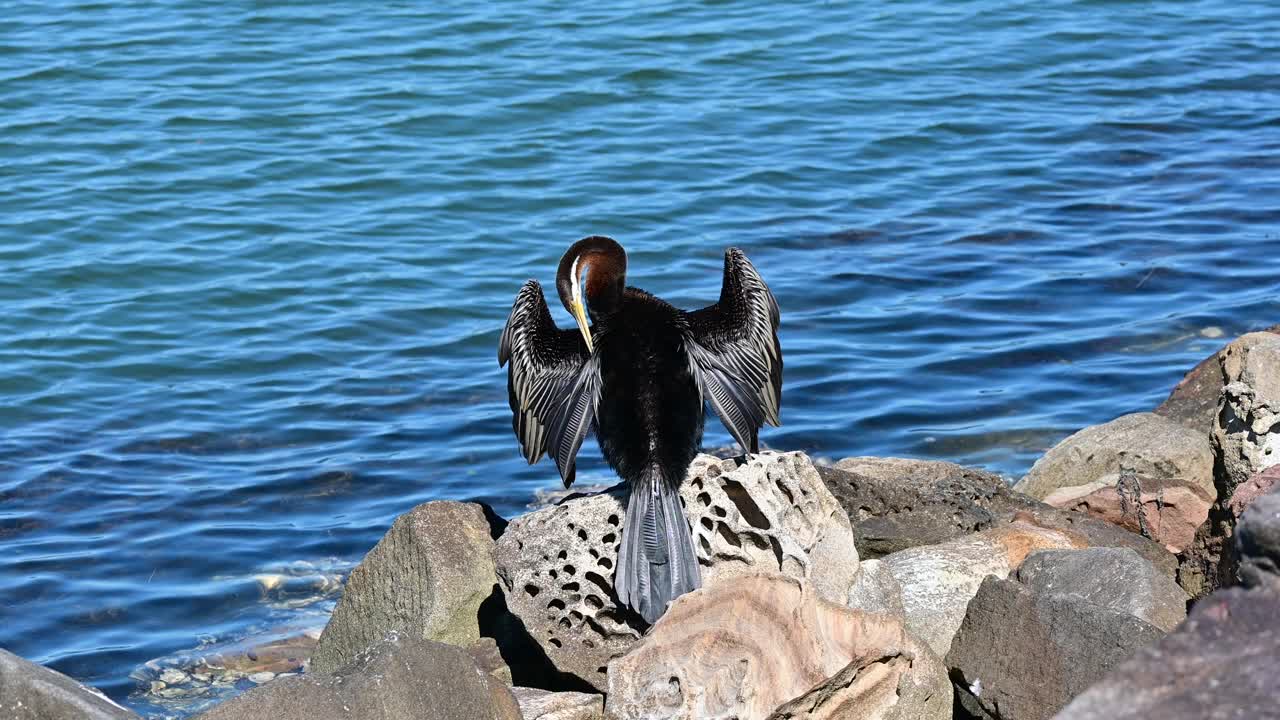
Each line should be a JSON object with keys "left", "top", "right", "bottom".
{"left": 570, "top": 299, "right": 593, "bottom": 353}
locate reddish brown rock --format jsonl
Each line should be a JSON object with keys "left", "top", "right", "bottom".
{"left": 1043, "top": 478, "right": 1213, "bottom": 553}
{"left": 605, "top": 574, "right": 950, "bottom": 720}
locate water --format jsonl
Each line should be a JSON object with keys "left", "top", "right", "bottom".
{"left": 3, "top": 0, "right": 1279, "bottom": 714}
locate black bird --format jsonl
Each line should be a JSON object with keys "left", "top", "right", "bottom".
{"left": 498, "top": 236, "right": 782, "bottom": 623}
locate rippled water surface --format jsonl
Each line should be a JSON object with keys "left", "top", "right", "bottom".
{"left": 3, "top": 0, "right": 1280, "bottom": 714}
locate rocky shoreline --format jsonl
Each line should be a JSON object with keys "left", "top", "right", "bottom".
{"left": 5, "top": 327, "right": 1279, "bottom": 720}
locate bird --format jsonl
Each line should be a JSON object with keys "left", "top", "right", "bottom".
{"left": 498, "top": 236, "right": 782, "bottom": 624}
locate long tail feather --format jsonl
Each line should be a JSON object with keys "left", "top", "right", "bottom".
{"left": 615, "top": 466, "right": 701, "bottom": 624}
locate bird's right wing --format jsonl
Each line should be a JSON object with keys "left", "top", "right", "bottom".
{"left": 498, "top": 280, "right": 600, "bottom": 488}
{"left": 683, "top": 248, "right": 782, "bottom": 454}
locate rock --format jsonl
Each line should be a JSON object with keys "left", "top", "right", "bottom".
{"left": 511, "top": 687, "right": 603, "bottom": 720}
{"left": 868, "top": 519, "right": 1083, "bottom": 657}
{"left": 469, "top": 636, "right": 514, "bottom": 685}
{"left": 1180, "top": 333, "right": 1280, "bottom": 598}
{"left": 816, "top": 459, "right": 1178, "bottom": 577}
{"left": 1212, "top": 332, "right": 1280, "bottom": 496}
{"left": 1050, "top": 587, "right": 1280, "bottom": 720}
{"left": 310, "top": 501, "right": 498, "bottom": 674}
{"left": 194, "top": 633, "right": 521, "bottom": 720}
{"left": 1237, "top": 480, "right": 1280, "bottom": 591}
{"left": 0, "top": 648, "right": 139, "bottom": 719}
{"left": 605, "top": 574, "right": 949, "bottom": 720}
{"left": 494, "top": 452, "right": 859, "bottom": 692}
{"left": 828, "top": 456, "right": 1010, "bottom": 556}
{"left": 1042, "top": 478, "right": 1212, "bottom": 553}
{"left": 845, "top": 558, "right": 903, "bottom": 615}
{"left": 1154, "top": 324, "right": 1280, "bottom": 431}
{"left": 946, "top": 575, "right": 1165, "bottom": 720}
{"left": 1016, "top": 548, "right": 1188, "bottom": 632}
{"left": 1013, "top": 412, "right": 1215, "bottom": 505}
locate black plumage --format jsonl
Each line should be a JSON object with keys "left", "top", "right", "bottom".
{"left": 498, "top": 236, "right": 782, "bottom": 623}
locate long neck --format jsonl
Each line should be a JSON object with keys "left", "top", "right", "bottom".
{"left": 556, "top": 236, "right": 627, "bottom": 318}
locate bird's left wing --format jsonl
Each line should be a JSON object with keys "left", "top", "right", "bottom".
{"left": 499, "top": 279, "right": 600, "bottom": 487}
{"left": 683, "top": 248, "right": 782, "bottom": 454}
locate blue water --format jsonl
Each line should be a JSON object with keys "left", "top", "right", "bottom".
{"left": 3, "top": 0, "right": 1279, "bottom": 715}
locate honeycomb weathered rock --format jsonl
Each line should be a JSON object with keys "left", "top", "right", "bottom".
{"left": 493, "top": 451, "right": 859, "bottom": 691}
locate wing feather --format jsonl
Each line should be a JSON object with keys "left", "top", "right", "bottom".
{"left": 684, "top": 248, "right": 782, "bottom": 453}
{"left": 499, "top": 280, "right": 599, "bottom": 487}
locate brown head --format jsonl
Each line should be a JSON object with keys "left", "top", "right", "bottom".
{"left": 556, "top": 235, "right": 627, "bottom": 352}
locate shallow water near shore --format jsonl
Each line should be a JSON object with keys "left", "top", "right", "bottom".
{"left": 3, "top": 0, "right": 1280, "bottom": 715}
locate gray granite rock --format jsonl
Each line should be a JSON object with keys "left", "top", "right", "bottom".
{"left": 1051, "top": 587, "right": 1280, "bottom": 720}
{"left": 946, "top": 576, "right": 1165, "bottom": 720}
{"left": 310, "top": 501, "right": 498, "bottom": 674}
{"left": 495, "top": 452, "right": 858, "bottom": 692}
{"left": 870, "top": 520, "right": 1082, "bottom": 657}
{"left": 1013, "top": 412, "right": 1215, "bottom": 504}
{"left": 1017, "top": 547, "right": 1188, "bottom": 632}
{"left": 0, "top": 648, "right": 139, "bottom": 719}
{"left": 194, "top": 633, "right": 521, "bottom": 720}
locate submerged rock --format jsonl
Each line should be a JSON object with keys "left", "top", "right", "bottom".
{"left": 605, "top": 574, "right": 949, "bottom": 720}
{"left": 194, "top": 633, "right": 521, "bottom": 720}
{"left": 0, "top": 648, "right": 139, "bottom": 719}
{"left": 310, "top": 501, "right": 498, "bottom": 674}
{"left": 1050, "top": 587, "right": 1280, "bottom": 720}
{"left": 946, "top": 575, "right": 1165, "bottom": 720}
{"left": 494, "top": 452, "right": 859, "bottom": 692}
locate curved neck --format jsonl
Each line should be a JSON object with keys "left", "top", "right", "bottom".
{"left": 556, "top": 236, "right": 627, "bottom": 319}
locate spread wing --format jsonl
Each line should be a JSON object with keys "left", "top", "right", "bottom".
{"left": 498, "top": 280, "right": 599, "bottom": 488}
{"left": 684, "top": 248, "right": 782, "bottom": 453}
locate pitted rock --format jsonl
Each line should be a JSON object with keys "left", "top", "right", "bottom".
{"left": 494, "top": 451, "right": 858, "bottom": 691}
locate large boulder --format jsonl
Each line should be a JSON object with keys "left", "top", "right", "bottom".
{"left": 1008, "top": 412, "right": 1216, "bottom": 554}
{"left": 946, "top": 575, "right": 1165, "bottom": 720}
{"left": 817, "top": 458, "right": 1178, "bottom": 576}
{"left": 1180, "top": 333, "right": 1280, "bottom": 597}
{"left": 194, "top": 633, "right": 521, "bottom": 720}
{"left": 494, "top": 452, "right": 859, "bottom": 692}
{"left": 310, "top": 501, "right": 498, "bottom": 674}
{"left": 1016, "top": 548, "right": 1187, "bottom": 633}
{"left": 0, "top": 648, "right": 139, "bottom": 719}
{"left": 1154, "top": 324, "right": 1280, "bottom": 431}
{"left": 605, "top": 574, "right": 950, "bottom": 720}
{"left": 1050, "top": 587, "right": 1280, "bottom": 720}
{"left": 857, "top": 519, "right": 1082, "bottom": 657}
